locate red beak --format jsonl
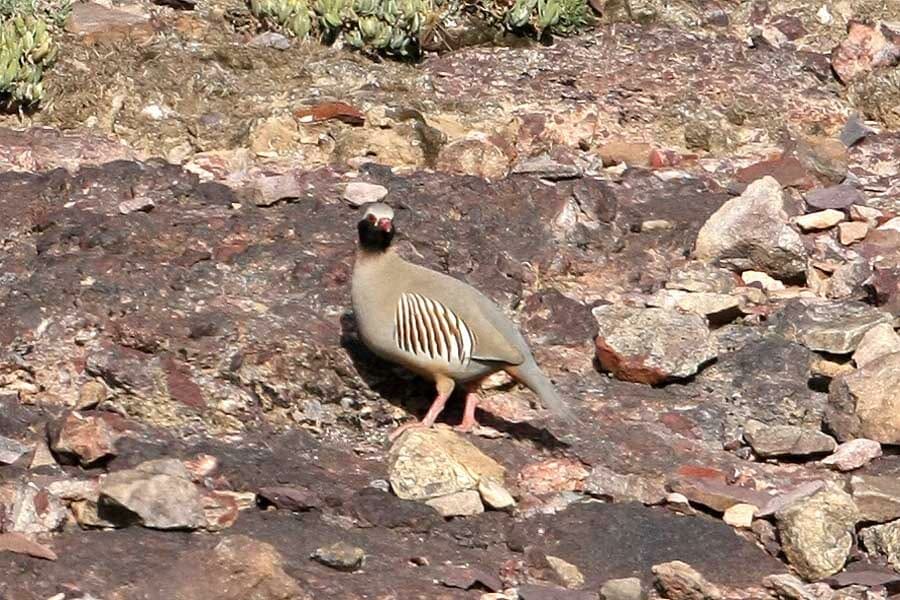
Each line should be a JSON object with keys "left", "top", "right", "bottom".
{"left": 378, "top": 218, "right": 392, "bottom": 232}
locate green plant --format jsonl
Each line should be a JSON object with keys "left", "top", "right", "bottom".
{"left": 0, "top": 12, "right": 57, "bottom": 108}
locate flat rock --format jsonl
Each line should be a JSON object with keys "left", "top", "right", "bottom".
{"left": 804, "top": 185, "right": 865, "bottom": 211}
{"left": 257, "top": 486, "right": 322, "bottom": 512}
{"left": 651, "top": 561, "right": 722, "bottom": 600}
{"left": 342, "top": 181, "right": 388, "bottom": 207}
{"left": 547, "top": 555, "right": 586, "bottom": 588}
{"left": 821, "top": 439, "right": 883, "bottom": 471}
{"left": 762, "top": 574, "right": 818, "bottom": 600}
{"left": 666, "top": 263, "right": 738, "bottom": 294}
{"left": 695, "top": 176, "right": 807, "bottom": 279}
{"left": 852, "top": 323, "right": 900, "bottom": 368}
{"left": 425, "top": 489, "right": 484, "bottom": 517}
{"left": 311, "top": 541, "right": 365, "bottom": 572}
{"left": 49, "top": 411, "right": 120, "bottom": 467}
{"left": 99, "top": 458, "right": 207, "bottom": 530}
{"left": 757, "top": 481, "right": 826, "bottom": 518}
{"left": 723, "top": 503, "right": 757, "bottom": 529}
{"left": 673, "top": 293, "right": 743, "bottom": 325}
{"left": 388, "top": 427, "right": 505, "bottom": 501}
{"left": 0, "top": 435, "right": 30, "bottom": 465}
{"left": 838, "top": 221, "right": 869, "bottom": 245}
{"left": 592, "top": 305, "right": 716, "bottom": 384}
{"left": 794, "top": 209, "right": 844, "bottom": 232}
{"left": 0, "top": 532, "right": 57, "bottom": 561}
{"left": 597, "top": 141, "right": 652, "bottom": 167}
{"left": 478, "top": 478, "right": 515, "bottom": 510}
{"left": 774, "top": 483, "right": 860, "bottom": 580}
{"left": 860, "top": 520, "right": 900, "bottom": 571}
{"left": 669, "top": 466, "right": 770, "bottom": 513}
{"left": 740, "top": 270, "right": 785, "bottom": 291}
{"left": 850, "top": 475, "right": 900, "bottom": 523}
{"left": 518, "top": 584, "right": 598, "bottom": 600}
{"left": 109, "top": 534, "right": 308, "bottom": 600}
{"left": 743, "top": 420, "right": 836, "bottom": 458}
{"left": 826, "top": 352, "right": 900, "bottom": 443}
{"left": 772, "top": 299, "right": 893, "bottom": 354}
{"left": 65, "top": 2, "right": 152, "bottom": 41}
{"left": 584, "top": 465, "right": 666, "bottom": 505}
{"left": 248, "top": 32, "right": 291, "bottom": 50}
{"left": 599, "top": 577, "right": 646, "bottom": 600}
{"left": 511, "top": 154, "right": 583, "bottom": 180}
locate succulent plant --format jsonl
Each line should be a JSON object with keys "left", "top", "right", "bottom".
{"left": 249, "top": 0, "right": 315, "bottom": 37}
{"left": 0, "top": 12, "right": 57, "bottom": 108}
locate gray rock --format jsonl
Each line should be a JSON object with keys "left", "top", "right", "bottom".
{"left": 850, "top": 475, "right": 900, "bottom": 523}
{"left": 840, "top": 114, "right": 875, "bottom": 147}
{"left": 600, "top": 577, "right": 646, "bottom": 600}
{"left": 763, "top": 574, "right": 818, "bottom": 600}
{"left": 774, "top": 483, "right": 859, "bottom": 580}
{"left": 695, "top": 176, "right": 807, "bottom": 279}
{"left": 821, "top": 439, "right": 882, "bottom": 471}
{"left": 860, "top": 520, "right": 900, "bottom": 571}
{"left": 0, "top": 435, "right": 30, "bottom": 465}
{"left": 743, "top": 420, "right": 836, "bottom": 458}
{"left": 98, "top": 458, "right": 207, "bottom": 530}
{"left": 583, "top": 465, "right": 666, "bottom": 505}
{"left": 342, "top": 181, "right": 388, "bottom": 207}
{"left": 248, "top": 32, "right": 291, "bottom": 50}
{"left": 823, "top": 258, "right": 873, "bottom": 301}
{"left": 10, "top": 484, "right": 68, "bottom": 534}
{"left": 511, "top": 154, "right": 583, "bottom": 180}
{"left": 804, "top": 185, "right": 865, "bottom": 211}
{"left": 651, "top": 561, "right": 722, "bottom": 600}
{"left": 592, "top": 305, "right": 716, "bottom": 385}
{"left": 311, "top": 541, "right": 365, "bottom": 572}
{"left": 825, "top": 352, "right": 900, "bottom": 443}
{"left": 477, "top": 478, "right": 515, "bottom": 510}
{"left": 666, "top": 263, "right": 738, "bottom": 294}
{"left": 772, "top": 299, "right": 893, "bottom": 354}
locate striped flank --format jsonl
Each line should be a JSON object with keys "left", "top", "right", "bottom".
{"left": 393, "top": 292, "right": 476, "bottom": 365}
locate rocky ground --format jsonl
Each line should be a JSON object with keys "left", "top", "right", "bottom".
{"left": 1, "top": 0, "right": 900, "bottom": 598}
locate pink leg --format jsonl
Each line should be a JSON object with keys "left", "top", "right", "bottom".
{"left": 388, "top": 375, "right": 454, "bottom": 442}
{"left": 454, "top": 390, "right": 481, "bottom": 433}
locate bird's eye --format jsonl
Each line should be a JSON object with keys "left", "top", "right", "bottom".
{"left": 367, "top": 214, "right": 377, "bottom": 223}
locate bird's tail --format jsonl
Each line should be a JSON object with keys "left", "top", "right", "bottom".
{"left": 506, "top": 360, "right": 576, "bottom": 425}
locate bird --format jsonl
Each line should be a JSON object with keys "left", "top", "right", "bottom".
{"left": 350, "top": 201, "right": 575, "bottom": 441}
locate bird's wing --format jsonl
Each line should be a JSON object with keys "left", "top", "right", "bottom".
{"left": 393, "top": 265, "right": 526, "bottom": 367}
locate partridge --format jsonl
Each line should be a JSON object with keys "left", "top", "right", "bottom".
{"left": 350, "top": 202, "right": 575, "bottom": 440}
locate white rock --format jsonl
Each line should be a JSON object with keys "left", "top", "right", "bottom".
{"left": 723, "top": 503, "right": 757, "bottom": 528}
{"left": 425, "top": 490, "right": 484, "bottom": 517}
{"left": 343, "top": 182, "right": 388, "bottom": 207}
{"left": 877, "top": 216, "right": 900, "bottom": 232}
{"left": 794, "top": 209, "right": 845, "bottom": 232}
{"left": 853, "top": 323, "right": 900, "bottom": 368}
{"left": 741, "top": 270, "right": 786, "bottom": 291}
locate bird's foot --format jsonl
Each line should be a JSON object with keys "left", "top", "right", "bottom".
{"left": 388, "top": 420, "right": 429, "bottom": 442}
{"left": 452, "top": 416, "right": 480, "bottom": 434}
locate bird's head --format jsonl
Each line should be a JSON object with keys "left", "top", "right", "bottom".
{"left": 357, "top": 202, "right": 395, "bottom": 252}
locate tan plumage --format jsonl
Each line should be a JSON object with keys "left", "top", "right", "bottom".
{"left": 350, "top": 202, "right": 574, "bottom": 438}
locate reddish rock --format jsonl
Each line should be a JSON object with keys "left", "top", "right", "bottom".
{"left": 0, "top": 532, "right": 57, "bottom": 561}
{"left": 831, "top": 21, "right": 900, "bottom": 85}
{"left": 49, "top": 411, "right": 121, "bottom": 467}
{"left": 65, "top": 2, "right": 154, "bottom": 45}
{"left": 735, "top": 155, "right": 816, "bottom": 190}
{"left": 435, "top": 137, "right": 510, "bottom": 179}
{"left": 669, "top": 465, "right": 771, "bottom": 513}
{"left": 597, "top": 141, "right": 653, "bottom": 167}
{"left": 805, "top": 185, "right": 865, "bottom": 211}
{"left": 518, "top": 459, "right": 590, "bottom": 496}
{"left": 294, "top": 102, "right": 365, "bottom": 126}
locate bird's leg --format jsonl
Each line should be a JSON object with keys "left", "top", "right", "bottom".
{"left": 454, "top": 385, "right": 482, "bottom": 433}
{"left": 388, "top": 375, "right": 455, "bottom": 442}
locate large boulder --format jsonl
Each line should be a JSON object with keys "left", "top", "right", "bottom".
{"left": 825, "top": 353, "right": 900, "bottom": 443}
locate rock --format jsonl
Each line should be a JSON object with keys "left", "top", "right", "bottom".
{"left": 49, "top": 411, "right": 120, "bottom": 467}
{"left": 0, "top": 532, "right": 57, "bottom": 561}
{"left": 76, "top": 380, "right": 108, "bottom": 410}
{"left": 592, "top": 305, "right": 716, "bottom": 384}
{"left": 735, "top": 156, "right": 815, "bottom": 190}
{"left": 249, "top": 115, "right": 299, "bottom": 157}
{"left": 821, "top": 439, "right": 883, "bottom": 471}
{"left": 436, "top": 137, "right": 510, "bottom": 180}
{"left": 99, "top": 458, "right": 207, "bottom": 529}
{"left": 743, "top": 420, "right": 836, "bottom": 458}
{"left": 757, "top": 481, "right": 826, "bottom": 518}
{"left": 9, "top": 483, "right": 68, "bottom": 534}
{"left": 879, "top": 216, "right": 900, "bottom": 232}
{"left": 342, "top": 181, "right": 388, "bottom": 207}
{"left": 599, "top": 577, "right": 646, "bottom": 600}
{"left": 651, "top": 561, "right": 722, "bottom": 600}
{"left": 832, "top": 21, "right": 900, "bottom": 84}
{"left": 597, "top": 141, "right": 652, "bottom": 167}
{"left": 65, "top": 2, "right": 152, "bottom": 43}
{"left": 805, "top": 185, "right": 865, "bottom": 211}
{"left": 0, "top": 435, "right": 30, "bottom": 465}
{"left": 426, "top": 489, "right": 484, "bottom": 517}
{"left": 511, "top": 154, "right": 582, "bottom": 180}
{"left": 583, "top": 465, "right": 666, "bottom": 505}
{"left": 849, "top": 204, "right": 882, "bottom": 226}
{"left": 850, "top": 475, "right": 900, "bottom": 523}
{"left": 388, "top": 427, "right": 505, "bottom": 500}
{"left": 342, "top": 487, "right": 440, "bottom": 531}
{"left": 673, "top": 293, "right": 742, "bottom": 325}
{"left": 118, "top": 196, "right": 155, "bottom": 214}
{"left": 826, "top": 352, "right": 900, "bottom": 443}
{"left": 110, "top": 535, "right": 308, "bottom": 600}
{"left": 248, "top": 32, "right": 291, "bottom": 50}
{"left": 772, "top": 299, "right": 893, "bottom": 354}
{"left": 257, "top": 486, "right": 322, "bottom": 512}
{"left": 822, "top": 257, "right": 873, "bottom": 301}
{"left": 640, "top": 219, "right": 673, "bottom": 231}
{"left": 695, "top": 176, "right": 807, "bottom": 279}
{"left": 810, "top": 356, "right": 854, "bottom": 380}
{"left": 840, "top": 114, "right": 876, "bottom": 147}
{"left": 860, "top": 520, "right": 900, "bottom": 571}
{"left": 666, "top": 264, "right": 738, "bottom": 294}
{"left": 795, "top": 136, "right": 849, "bottom": 184}
{"left": 311, "top": 541, "right": 365, "bottom": 572}
{"left": 251, "top": 173, "right": 303, "bottom": 206}
{"left": 518, "top": 584, "right": 598, "bottom": 600}
{"left": 547, "top": 555, "right": 585, "bottom": 588}
{"left": 774, "top": 483, "right": 859, "bottom": 580}
{"left": 793, "top": 209, "right": 844, "bottom": 232}
{"left": 762, "top": 574, "right": 818, "bottom": 600}
{"left": 518, "top": 459, "right": 589, "bottom": 495}
{"left": 669, "top": 466, "right": 770, "bottom": 513}
{"left": 740, "top": 271, "right": 785, "bottom": 291}
{"left": 852, "top": 323, "right": 900, "bottom": 367}
{"left": 723, "top": 503, "right": 757, "bottom": 529}
{"left": 435, "top": 566, "right": 502, "bottom": 592}
{"left": 478, "top": 478, "right": 515, "bottom": 510}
